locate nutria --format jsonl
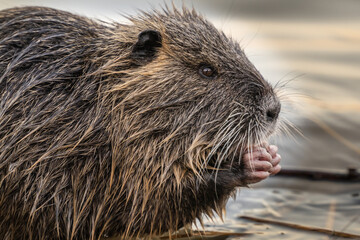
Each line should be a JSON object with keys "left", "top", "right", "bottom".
{"left": 0, "top": 6, "right": 282, "bottom": 240}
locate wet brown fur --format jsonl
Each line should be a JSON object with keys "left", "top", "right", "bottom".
{"left": 0, "top": 6, "right": 280, "bottom": 240}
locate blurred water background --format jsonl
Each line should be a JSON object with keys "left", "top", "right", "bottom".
{"left": 1, "top": 0, "right": 359, "bottom": 239}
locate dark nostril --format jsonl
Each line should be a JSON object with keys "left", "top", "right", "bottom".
{"left": 266, "top": 104, "right": 281, "bottom": 122}
{"left": 266, "top": 110, "right": 276, "bottom": 122}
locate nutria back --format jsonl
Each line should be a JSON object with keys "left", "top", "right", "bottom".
{"left": 0, "top": 6, "right": 281, "bottom": 240}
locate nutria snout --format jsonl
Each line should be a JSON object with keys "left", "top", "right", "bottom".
{"left": 0, "top": 6, "right": 282, "bottom": 239}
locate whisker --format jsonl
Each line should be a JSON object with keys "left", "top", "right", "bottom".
{"left": 273, "top": 73, "right": 305, "bottom": 90}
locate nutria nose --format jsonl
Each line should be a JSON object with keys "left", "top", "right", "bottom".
{"left": 266, "top": 102, "right": 281, "bottom": 122}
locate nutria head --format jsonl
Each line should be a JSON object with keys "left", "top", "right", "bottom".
{"left": 0, "top": 6, "right": 281, "bottom": 240}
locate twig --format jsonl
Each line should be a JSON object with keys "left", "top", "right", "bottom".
{"left": 276, "top": 168, "right": 360, "bottom": 182}
{"left": 158, "top": 230, "right": 255, "bottom": 239}
{"left": 239, "top": 215, "right": 360, "bottom": 239}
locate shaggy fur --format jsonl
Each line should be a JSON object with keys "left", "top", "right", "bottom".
{"left": 0, "top": 6, "right": 280, "bottom": 240}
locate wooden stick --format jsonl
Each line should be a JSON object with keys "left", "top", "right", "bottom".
{"left": 276, "top": 168, "right": 360, "bottom": 182}
{"left": 159, "top": 230, "right": 254, "bottom": 239}
{"left": 239, "top": 215, "right": 360, "bottom": 239}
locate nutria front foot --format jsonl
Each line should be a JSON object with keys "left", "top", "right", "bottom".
{"left": 241, "top": 145, "right": 281, "bottom": 185}
{"left": 214, "top": 144, "right": 281, "bottom": 188}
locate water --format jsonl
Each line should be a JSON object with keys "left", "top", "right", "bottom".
{"left": 1, "top": 0, "right": 359, "bottom": 239}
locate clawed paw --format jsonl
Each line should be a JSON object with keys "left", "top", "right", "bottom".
{"left": 241, "top": 144, "right": 281, "bottom": 185}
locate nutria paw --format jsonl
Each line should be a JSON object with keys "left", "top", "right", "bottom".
{"left": 241, "top": 145, "right": 281, "bottom": 185}
{"left": 213, "top": 144, "right": 281, "bottom": 188}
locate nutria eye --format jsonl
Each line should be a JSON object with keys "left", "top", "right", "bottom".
{"left": 199, "top": 65, "right": 217, "bottom": 79}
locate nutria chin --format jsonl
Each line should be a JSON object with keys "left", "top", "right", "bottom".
{"left": 0, "top": 6, "right": 282, "bottom": 240}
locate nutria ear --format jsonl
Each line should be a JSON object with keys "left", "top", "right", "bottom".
{"left": 131, "top": 30, "right": 162, "bottom": 61}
